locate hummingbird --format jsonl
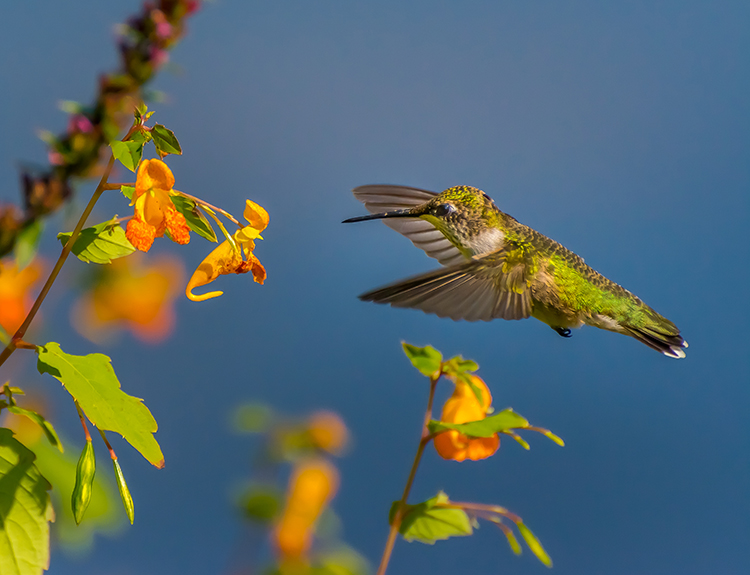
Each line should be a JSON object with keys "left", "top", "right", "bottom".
{"left": 343, "top": 185, "right": 687, "bottom": 358}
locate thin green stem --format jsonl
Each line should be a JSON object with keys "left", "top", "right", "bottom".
{"left": 376, "top": 373, "right": 440, "bottom": 575}
{"left": 0, "top": 154, "right": 115, "bottom": 368}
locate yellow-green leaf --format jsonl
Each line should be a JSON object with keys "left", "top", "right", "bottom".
{"left": 6, "top": 405, "right": 63, "bottom": 452}
{"left": 402, "top": 343, "right": 442, "bottom": 377}
{"left": 36, "top": 342, "right": 164, "bottom": 468}
{"left": 110, "top": 140, "right": 143, "bottom": 172}
{"left": 427, "top": 409, "right": 530, "bottom": 438}
{"left": 151, "top": 124, "right": 182, "bottom": 156}
{"left": 390, "top": 492, "right": 473, "bottom": 544}
{"left": 0, "top": 428, "right": 54, "bottom": 575}
{"left": 58, "top": 219, "right": 135, "bottom": 264}
{"left": 170, "top": 195, "right": 217, "bottom": 242}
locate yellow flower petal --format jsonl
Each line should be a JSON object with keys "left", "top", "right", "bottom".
{"left": 243, "top": 199, "right": 269, "bottom": 232}
{"left": 135, "top": 158, "right": 175, "bottom": 196}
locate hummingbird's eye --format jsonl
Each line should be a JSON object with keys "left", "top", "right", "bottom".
{"left": 433, "top": 203, "right": 455, "bottom": 217}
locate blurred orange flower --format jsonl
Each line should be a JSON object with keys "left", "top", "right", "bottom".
{"left": 125, "top": 159, "right": 191, "bottom": 252}
{"left": 186, "top": 199, "right": 267, "bottom": 301}
{"left": 307, "top": 411, "right": 348, "bottom": 455}
{"left": 274, "top": 459, "right": 339, "bottom": 562}
{"left": 433, "top": 375, "right": 500, "bottom": 462}
{"left": 0, "top": 259, "right": 43, "bottom": 335}
{"left": 71, "top": 253, "right": 183, "bottom": 343}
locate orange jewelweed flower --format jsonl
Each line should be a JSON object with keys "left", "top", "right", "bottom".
{"left": 71, "top": 253, "right": 184, "bottom": 343}
{"left": 0, "top": 259, "right": 43, "bottom": 334}
{"left": 273, "top": 459, "right": 339, "bottom": 561}
{"left": 433, "top": 374, "right": 500, "bottom": 462}
{"left": 125, "top": 159, "right": 191, "bottom": 252}
{"left": 186, "top": 199, "right": 268, "bottom": 301}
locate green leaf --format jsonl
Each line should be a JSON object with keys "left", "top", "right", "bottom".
{"left": 401, "top": 343, "right": 442, "bottom": 377}
{"left": 120, "top": 185, "right": 135, "bottom": 201}
{"left": 110, "top": 140, "right": 143, "bottom": 172}
{"left": 58, "top": 219, "right": 135, "bottom": 264}
{"left": 240, "top": 484, "right": 282, "bottom": 523}
{"left": 427, "top": 409, "right": 530, "bottom": 438}
{"left": 71, "top": 440, "right": 96, "bottom": 525}
{"left": 517, "top": 522, "right": 552, "bottom": 567}
{"left": 112, "top": 458, "right": 134, "bottom": 524}
{"left": 36, "top": 342, "right": 164, "bottom": 468}
{"left": 129, "top": 130, "right": 152, "bottom": 145}
{"left": 442, "top": 355, "right": 479, "bottom": 375}
{"left": 390, "top": 492, "right": 473, "bottom": 544}
{"left": 151, "top": 124, "right": 182, "bottom": 156}
{"left": 170, "top": 195, "right": 217, "bottom": 242}
{"left": 0, "top": 428, "right": 54, "bottom": 575}
{"left": 6, "top": 405, "right": 63, "bottom": 452}
{"left": 13, "top": 220, "right": 43, "bottom": 270}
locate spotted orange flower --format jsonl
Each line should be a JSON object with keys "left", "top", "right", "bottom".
{"left": 71, "top": 253, "right": 183, "bottom": 343}
{"left": 0, "top": 259, "right": 43, "bottom": 335}
{"left": 125, "top": 159, "right": 191, "bottom": 252}
{"left": 433, "top": 375, "right": 500, "bottom": 462}
{"left": 186, "top": 199, "right": 267, "bottom": 301}
{"left": 273, "top": 459, "right": 339, "bottom": 562}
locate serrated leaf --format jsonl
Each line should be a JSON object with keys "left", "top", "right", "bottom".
{"left": 170, "top": 195, "right": 217, "bottom": 242}
{"left": 36, "top": 343, "right": 164, "bottom": 468}
{"left": 120, "top": 185, "right": 135, "bottom": 201}
{"left": 402, "top": 343, "right": 442, "bottom": 377}
{"left": 58, "top": 219, "right": 135, "bottom": 264}
{"left": 151, "top": 124, "right": 182, "bottom": 156}
{"left": 0, "top": 427, "right": 54, "bottom": 575}
{"left": 112, "top": 458, "right": 134, "bottom": 524}
{"left": 13, "top": 220, "right": 43, "bottom": 270}
{"left": 110, "top": 140, "right": 143, "bottom": 172}
{"left": 428, "top": 409, "right": 530, "bottom": 438}
{"left": 391, "top": 492, "right": 473, "bottom": 544}
{"left": 71, "top": 440, "right": 96, "bottom": 525}
{"left": 6, "top": 405, "right": 63, "bottom": 452}
{"left": 517, "top": 522, "right": 552, "bottom": 567}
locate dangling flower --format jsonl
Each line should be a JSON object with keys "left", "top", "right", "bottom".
{"left": 125, "top": 159, "right": 191, "bottom": 252}
{"left": 71, "top": 253, "right": 184, "bottom": 343}
{"left": 0, "top": 259, "right": 43, "bottom": 335}
{"left": 433, "top": 375, "right": 500, "bottom": 462}
{"left": 186, "top": 199, "right": 268, "bottom": 301}
{"left": 273, "top": 459, "right": 339, "bottom": 562}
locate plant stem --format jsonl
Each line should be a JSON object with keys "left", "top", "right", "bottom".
{"left": 376, "top": 374, "right": 440, "bottom": 575}
{"left": 0, "top": 154, "right": 115, "bottom": 369}
{"left": 74, "top": 400, "right": 92, "bottom": 442}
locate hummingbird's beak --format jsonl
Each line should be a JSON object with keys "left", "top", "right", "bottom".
{"left": 342, "top": 208, "right": 416, "bottom": 223}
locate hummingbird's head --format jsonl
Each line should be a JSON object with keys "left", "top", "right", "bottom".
{"left": 343, "top": 185, "right": 500, "bottom": 248}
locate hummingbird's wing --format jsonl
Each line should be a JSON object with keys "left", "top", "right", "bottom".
{"left": 352, "top": 185, "right": 467, "bottom": 267}
{"left": 359, "top": 250, "right": 533, "bottom": 322}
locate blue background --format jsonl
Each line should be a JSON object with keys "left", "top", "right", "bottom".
{"left": 1, "top": 1, "right": 748, "bottom": 574}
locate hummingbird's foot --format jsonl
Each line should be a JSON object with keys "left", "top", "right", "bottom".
{"left": 554, "top": 327, "right": 572, "bottom": 338}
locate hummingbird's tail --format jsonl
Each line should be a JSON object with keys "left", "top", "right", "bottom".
{"left": 620, "top": 322, "right": 688, "bottom": 359}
